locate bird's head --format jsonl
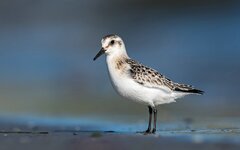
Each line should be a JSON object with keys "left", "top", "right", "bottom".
{"left": 93, "top": 34, "right": 126, "bottom": 61}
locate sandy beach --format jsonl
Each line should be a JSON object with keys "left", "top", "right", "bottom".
{"left": 0, "top": 116, "right": 239, "bottom": 150}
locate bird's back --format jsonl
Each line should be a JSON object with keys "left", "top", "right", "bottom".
{"left": 126, "top": 59, "right": 204, "bottom": 95}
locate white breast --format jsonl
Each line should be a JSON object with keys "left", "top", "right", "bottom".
{"left": 106, "top": 56, "right": 178, "bottom": 107}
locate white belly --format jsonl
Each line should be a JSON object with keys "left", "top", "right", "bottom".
{"left": 106, "top": 58, "right": 178, "bottom": 107}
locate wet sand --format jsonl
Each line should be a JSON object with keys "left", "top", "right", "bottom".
{"left": 0, "top": 131, "right": 239, "bottom": 150}
{"left": 0, "top": 116, "right": 240, "bottom": 150}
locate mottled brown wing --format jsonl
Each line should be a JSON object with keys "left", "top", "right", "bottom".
{"left": 126, "top": 59, "right": 204, "bottom": 94}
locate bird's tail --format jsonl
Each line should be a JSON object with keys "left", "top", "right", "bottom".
{"left": 174, "top": 84, "right": 204, "bottom": 95}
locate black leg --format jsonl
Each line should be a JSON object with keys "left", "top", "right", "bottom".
{"left": 145, "top": 106, "right": 152, "bottom": 134}
{"left": 152, "top": 107, "right": 157, "bottom": 134}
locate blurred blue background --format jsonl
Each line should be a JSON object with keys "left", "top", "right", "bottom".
{"left": 0, "top": 0, "right": 239, "bottom": 124}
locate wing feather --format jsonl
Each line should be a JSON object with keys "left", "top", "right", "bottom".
{"left": 126, "top": 59, "right": 203, "bottom": 94}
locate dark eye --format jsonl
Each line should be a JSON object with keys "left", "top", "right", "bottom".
{"left": 110, "top": 40, "right": 115, "bottom": 45}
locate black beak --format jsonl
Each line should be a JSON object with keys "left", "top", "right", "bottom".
{"left": 93, "top": 48, "right": 105, "bottom": 61}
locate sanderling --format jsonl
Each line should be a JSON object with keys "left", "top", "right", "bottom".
{"left": 93, "top": 34, "right": 203, "bottom": 134}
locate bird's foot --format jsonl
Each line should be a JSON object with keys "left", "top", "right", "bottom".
{"left": 151, "top": 128, "right": 156, "bottom": 134}
{"left": 144, "top": 128, "right": 151, "bottom": 135}
{"left": 137, "top": 128, "right": 156, "bottom": 135}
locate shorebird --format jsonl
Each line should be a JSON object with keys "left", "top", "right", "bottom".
{"left": 93, "top": 34, "right": 203, "bottom": 134}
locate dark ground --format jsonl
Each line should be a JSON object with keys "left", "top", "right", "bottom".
{"left": 1, "top": 131, "right": 239, "bottom": 150}
{"left": 0, "top": 117, "right": 239, "bottom": 150}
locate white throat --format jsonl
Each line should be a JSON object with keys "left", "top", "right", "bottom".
{"left": 106, "top": 45, "right": 129, "bottom": 61}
